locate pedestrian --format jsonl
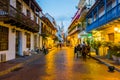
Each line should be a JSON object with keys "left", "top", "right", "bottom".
{"left": 60, "top": 43, "right": 62, "bottom": 49}
{"left": 82, "top": 41, "right": 87, "bottom": 61}
{"left": 42, "top": 45, "right": 47, "bottom": 55}
{"left": 74, "top": 45, "right": 77, "bottom": 57}
{"left": 76, "top": 44, "right": 81, "bottom": 58}
{"left": 86, "top": 44, "right": 91, "bottom": 56}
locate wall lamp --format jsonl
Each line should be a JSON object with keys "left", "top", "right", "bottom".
{"left": 11, "top": 28, "right": 16, "bottom": 33}
{"left": 114, "top": 27, "right": 120, "bottom": 33}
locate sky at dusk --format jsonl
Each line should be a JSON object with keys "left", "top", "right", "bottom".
{"left": 36, "top": 0, "right": 79, "bottom": 32}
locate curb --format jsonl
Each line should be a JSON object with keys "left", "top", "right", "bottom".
{"left": 0, "top": 54, "right": 42, "bottom": 76}
{"left": 90, "top": 56, "right": 120, "bottom": 72}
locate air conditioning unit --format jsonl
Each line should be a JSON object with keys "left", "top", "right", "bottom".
{"left": 1, "top": 54, "right": 6, "bottom": 62}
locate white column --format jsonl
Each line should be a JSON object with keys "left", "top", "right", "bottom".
{"left": 8, "top": 27, "right": 15, "bottom": 60}
{"left": 31, "top": 33, "right": 34, "bottom": 50}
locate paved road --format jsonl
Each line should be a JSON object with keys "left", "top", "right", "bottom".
{"left": 0, "top": 47, "right": 120, "bottom": 80}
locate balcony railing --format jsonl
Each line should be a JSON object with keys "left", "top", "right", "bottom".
{"left": 68, "top": 26, "right": 81, "bottom": 36}
{"left": 0, "top": 1, "right": 39, "bottom": 32}
{"left": 86, "top": 3, "right": 120, "bottom": 32}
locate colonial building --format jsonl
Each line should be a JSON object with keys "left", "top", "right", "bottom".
{"left": 67, "top": 9, "right": 81, "bottom": 47}
{"left": 67, "top": 0, "right": 95, "bottom": 47}
{"left": 0, "top": 0, "right": 42, "bottom": 61}
{"left": 40, "top": 13, "right": 57, "bottom": 49}
{"left": 86, "top": 0, "right": 120, "bottom": 55}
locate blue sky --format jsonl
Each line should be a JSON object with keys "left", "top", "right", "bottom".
{"left": 36, "top": 0, "right": 79, "bottom": 32}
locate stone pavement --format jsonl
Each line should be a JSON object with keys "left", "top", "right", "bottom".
{"left": 90, "top": 52, "right": 120, "bottom": 72}
{"left": 0, "top": 53, "right": 43, "bottom": 76}
{"left": 0, "top": 49, "right": 120, "bottom": 77}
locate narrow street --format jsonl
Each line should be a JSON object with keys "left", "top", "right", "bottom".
{"left": 0, "top": 47, "right": 120, "bottom": 80}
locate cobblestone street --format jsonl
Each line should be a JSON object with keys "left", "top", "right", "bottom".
{"left": 0, "top": 47, "right": 120, "bottom": 80}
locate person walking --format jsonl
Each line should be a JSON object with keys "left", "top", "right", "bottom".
{"left": 74, "top": 45, "right": 77, "bottom": 57}
{"left": 42, "top": 45, "right": 47, "bottom": 55}
{"left": 82, "top": 41, "right": 87, "bottom": 61}
{"left": 76, "top": 44, "right": 82, "bottom": 58}
{"left": 86, "top": 44, "right": 91, "bottom": 56}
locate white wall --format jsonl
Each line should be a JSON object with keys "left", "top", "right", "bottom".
{"left": 37, "top": 35, "right": 39, "bottom": 48}
{"left": 40, "top": 36, "right": 43, "bottom": 49}
{"left": 31, "top": 33, "right": 34, "bottom": 50}
{"left": 22, "top": 32, "right": 26, "bottom": 54}
{"left": 0, "top": 22, "right": 16, "bottom": 61}
{"left": 8, "top": 26, "right": 16, "bottom": 60}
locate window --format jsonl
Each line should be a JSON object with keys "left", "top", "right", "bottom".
{"left": 26, "top": 9, "right": 31, "bottom": 18}
{"left": 0, "top": 26, "right": 8, "bottom": 51}
{"left": 107, "top": 1, "right": 112, "bottom": 12}
{"left": 108, "top": 33, "right": 114, "bottom": 42}
{"left": 26, "top": 33, "right": 31, "bottom": 48}
{"left": 99, "top": 6, "right": 104, "bottom": 17}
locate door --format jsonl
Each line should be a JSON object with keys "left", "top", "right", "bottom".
{"left": 16, "top": 30, "right": 22, "bottom": 57}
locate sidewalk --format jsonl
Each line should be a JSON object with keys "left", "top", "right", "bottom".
{"left": 0, "top": 52, "right": 43, "bottom": 76}
{"left": 90, "top": 52, "right": 120, "bottom": 72}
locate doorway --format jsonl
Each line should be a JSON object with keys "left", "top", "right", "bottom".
{"left": 16, "top": 30, "right": 22, "bottom": 57}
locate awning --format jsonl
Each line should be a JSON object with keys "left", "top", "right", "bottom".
{"left": 78, "top": 30, "right": 92, "bottom": 38}
{"left": 79, "top": 30, "right": 88, "bottom": 36}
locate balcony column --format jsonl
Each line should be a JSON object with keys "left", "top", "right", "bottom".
{"left": 116, "top": 0, "right": 119, "bottom": 16}
{"left": 96, "top": 6, "right": 99, "bottom": 26}
{"left": 104, "top": 0, "right": 107, "bottom": 13}
{"left": 104, "top": 0, "right": 107, "bottom": 23}
{"left": 116, "top": 0, "right": 118, "bottom": 5}
{"left": 96, "top": 6, "right": 99, "bottom": 19}
{"left": 92, "top": 11, "right": 94, "bottom": 22}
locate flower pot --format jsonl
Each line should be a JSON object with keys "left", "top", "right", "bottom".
{"left": 108, "top": 66, "right": 115, "bottom": 72}
{"left": 118, "top": 57, "right": 120, "bottom": 64}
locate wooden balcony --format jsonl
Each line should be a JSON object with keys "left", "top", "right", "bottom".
{"left": 0, "top": 1, "right": 39, "bottom": 32}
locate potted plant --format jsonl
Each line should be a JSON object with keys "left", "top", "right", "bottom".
{"left": 102, "top": 41, "right": 113, "bottom": 59}
{"left": 91, "top": 40, "right": 102, "bottom": 56}
{"left": 110, "top": 43, "right": 120, "bottom": 63}
{"left": 116, "top": 51, "right": 120, "bottom": 64}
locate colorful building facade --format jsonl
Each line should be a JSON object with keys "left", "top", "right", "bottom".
{"left": 86, "top": 0, "right": 120, "bottom": 56}
{"left": 40, "top": 14, "right": 57, "bottom": 49}
{"left": 67, "top": 0, "right": 95, "bottom": 46}
{"left": 0, "top": 0, "right": 43, "bottom": 61}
